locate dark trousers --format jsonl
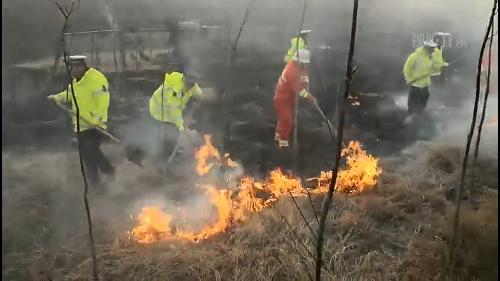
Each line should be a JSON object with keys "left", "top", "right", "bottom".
{"left": 407, "top": 86, "right": 430, "bottom": 114}
{"left": 78, "top": 129, "right": 114, "bottom": 185}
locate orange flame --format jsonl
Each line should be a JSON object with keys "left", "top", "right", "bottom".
{"left": 314, "top": 141, "right": 382, "bottom": 194}
{"left": 194, "top": 135, "right": 239, "bottom": 176}
{"left": 130, "top": 139, "right": 381, "bottom": 244}
{"left": 130, "top": 206, "right": 173, "bottom": 243}
{"left": 175, "top": 186, "right": 233, "bottom": 241}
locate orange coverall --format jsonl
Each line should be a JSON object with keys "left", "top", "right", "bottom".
{"left": 273, "top": 61, "right": 309, "bottom": 141}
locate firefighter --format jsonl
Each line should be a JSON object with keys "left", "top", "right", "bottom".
{"left": 430, "top": 32, "right": 450, "bottom": 80}
{"left": 284, "top": 29, "right": 311, "bottom": 63}
{"left": 403, "top": 40, "right": 437, "bottom": 119}
{"left": 47, "top": 55, "right": 115, "bottom": 185}
{"left": 148, "top": 71, "right": 202, "bottom": 167}
{"left": 274, "top": 49, "right": 316, "bottom": 149}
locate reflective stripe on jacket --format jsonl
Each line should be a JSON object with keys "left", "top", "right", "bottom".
{"left": 53, "top": 68, "right": 110, "bottom": 132}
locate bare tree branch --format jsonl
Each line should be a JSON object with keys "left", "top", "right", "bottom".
{"left": 55, "top": 1, "right": 99, "bottom": 280}
{"left": 448, "top": 0, "right": 498, "bottom": 273}
{"left": 287, "top": 191, "right": 317, "bottom": 240}
{"left": 305, "top": 188, "right": 320, "bottom": 224}
{"left": 470, "top": 15, "right": 496, "bottom": 198}
{"left": 292, "top": 0, "right": 308, "bottom": 172}
{"left": 315, "top": 0, "right": 359, "bottom": 280}
{"left": 231, "top": 0, "right": 256, "bottom": 52}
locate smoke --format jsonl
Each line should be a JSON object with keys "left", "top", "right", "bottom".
{"left": 2, "top": 0, "right": 499, "bottom": 269}
{"left": 434, "top": 94, "right": 498, "bottom": 158}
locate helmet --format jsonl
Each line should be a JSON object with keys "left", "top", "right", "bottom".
{"left": 63, "top": 55, "right": 87, "bottom": 65}
{"left": 423, "top": 40, "right": 438, "bottom": 48}
{"left": 294, "top": 49, "right": 311, "bottom": 63}
{"left": 165, "top": 71, "right": 184, "bottom": 93}
{"left": 299, "top": 29, "right": 311, "bottom": 36}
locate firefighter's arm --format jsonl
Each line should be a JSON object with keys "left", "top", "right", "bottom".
{"left": 48, "top": 85, "right": 73, "bottom": 104}
{"left": 298, "top": 75, "right": 316, "bottom": 102}
{"left": 403, "top": 53, "right": 417, "bottom": 83}
{"left": 184, "top": 82, "right": 203, "bottom": 101}
{"left": 432, "top": 49, "right": 447, "bottom": 68}
{"left": 181, "top": 82, "right": 202, "bottom": 110}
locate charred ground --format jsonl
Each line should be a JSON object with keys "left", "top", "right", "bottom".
{"left": 2, "top": 0, "right": 498, "bottom": 280}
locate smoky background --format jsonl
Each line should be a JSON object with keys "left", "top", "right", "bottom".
{"left": 2, "top": 0, "right": 497, "bottom": 276}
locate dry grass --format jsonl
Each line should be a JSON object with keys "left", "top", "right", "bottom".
{"left": 2, "top": 143, "right": 498, "bottom": 281}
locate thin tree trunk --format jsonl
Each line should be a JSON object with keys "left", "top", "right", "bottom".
{"left": 448, "top": 0, "right": 497, "bottom": 272}
{"left": 315, "top": 1, "right": 359, "bottom": 280}
{"left": 293, "top": 0, "right": 308, "bottom": 172}
{"left": 55, "top": 2, "right": 99, "bottom": 280}
{"left": 470, "top": 18, "right": 495, "bottom": 199}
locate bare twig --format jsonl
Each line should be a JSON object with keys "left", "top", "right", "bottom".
{"left": 470, "top": 17, "right": 495, "bottom": 198}
{"left": 315, "top": 1, "right": 359, "bottom": 280}
{"left": 305, "top": 188, "right": 320, "bottom": 225}
{"left": 287, "top": 191, "right": 317, "bottom": 240}
{"left": 56, "top": 1, "right": 99, "bottom": 280}
{"left": 448, "top": 0, "right": 498, "bottom": 272}
{"left": 271, "top": 205, "right": 333, "bottom": 277}
{"left": 231, "top": 0, "right": 256, "bottom": 53}
{"left": 271, "top": 205, "right": 317, "bottom": 252}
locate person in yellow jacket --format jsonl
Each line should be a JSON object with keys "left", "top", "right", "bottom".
{"left": 284, "top": 29, "right": 311, "bottom": 63}
{"left": 47, "top": 55, "right": 114, "bottom": 185}
{"left": 403, "top": 41, "right": 437, "bottom": 116}
{"left": 430, "top": 32, "right": 450, "bottom": 78}
{"left": 148, "top": 71, "right": 202, "bottom": 167}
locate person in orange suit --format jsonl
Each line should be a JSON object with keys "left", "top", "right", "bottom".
{"left": 273, "top": 49, "right": 316, "bottom": 149}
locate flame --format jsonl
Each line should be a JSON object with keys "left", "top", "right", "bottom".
{"left": 194, "top": 135, "right": 239, "bottom": 176}
{"left": 130, "top": 139, "right": 381, "bottom": 244}
{"left": 314, "top": 141, "right": 382, "bottom": 194}
{"left": 175, "top": 186, "right": 233, "bottom": 241}
{"left": 130, "top": 206, "right": 173, "bottom": 243}
{"left": 194, "top": 135, "right": 220, "bottom": 176}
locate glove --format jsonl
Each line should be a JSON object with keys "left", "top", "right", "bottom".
{"left": 193, "top": 83, "right": 202, "bottom": 97}
{"left": 299, "top": 89, "right": 310, "bottom": 98}
{"left": 443, "top": 62, "right": 449, "bottom": 67}
{"left": 47, "top": 95, "right": 56, "bottom": 102}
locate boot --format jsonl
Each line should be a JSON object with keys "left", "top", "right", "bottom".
{"left": 278, "top": 139, "right": 289, "bottom": 149}
{"left": 274, "top": 132, "right": 280, "bottom": 141}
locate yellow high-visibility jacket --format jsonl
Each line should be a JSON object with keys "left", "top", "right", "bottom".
{"left": 149, "top": 71, "right": 202, "bottom": 131}
{"left": 53, "top": 68, "right": 110, "bottom": 132}
{"left": 284, "top": 36, "right": 307, "bottom": 63}
{"left": 403, "top": 47, "right": 433, "bottom": 88}
{"left": 430, "top": 47, "right": 447, "bottom": 76}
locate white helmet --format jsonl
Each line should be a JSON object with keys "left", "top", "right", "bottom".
{"left": 294, "top": 49, "right": 311, "bottom": 63}
{"left": 423, "top": 40, "right": 438, "bottom": 48}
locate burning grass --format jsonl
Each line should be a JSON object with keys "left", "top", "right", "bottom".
{"left": 2, "top": 142, "right": 497, "bottom": 280}
{"left": 128, "top": 137, "right": 381, "bottom": 244}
